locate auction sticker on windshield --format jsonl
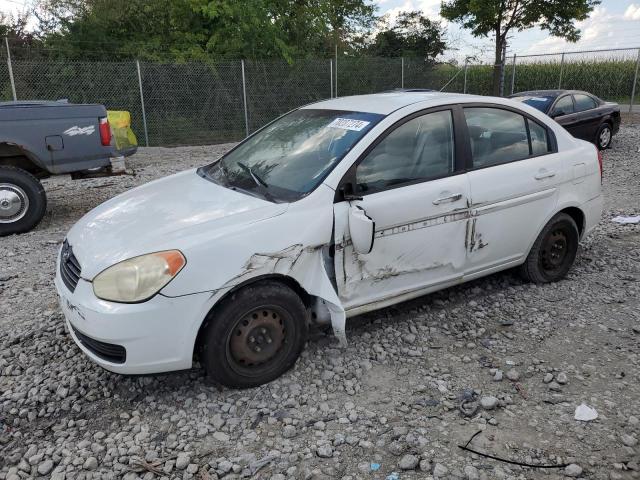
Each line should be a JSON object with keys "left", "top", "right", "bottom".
{"left": 328, "top": 118, "right": 371, "bottom": 131}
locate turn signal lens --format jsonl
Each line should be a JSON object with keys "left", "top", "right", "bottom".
{"left": 99, "top": 117, "right": 111, "bottom": 146}
{"left": 93, "top": 250, "right": 186, "bottom": 303}
{"left": 597, "top": 149, "right": 603, "bottom": 183}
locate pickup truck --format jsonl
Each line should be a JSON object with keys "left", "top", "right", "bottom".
{"left": 0, "top": 100, "right": 136, "bottom": 236}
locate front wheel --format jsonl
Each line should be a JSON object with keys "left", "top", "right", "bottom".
{"left": 595, "top": 122, "right": 612, "bottom": 150}
{"left": 519, "top": 213, "right": 579, "bottom": 284}
{"left": 0, "top": 166, "right": 47, "bottom": 236}
{"left": 201, "top": 281, "right": 308, "bottom": 388}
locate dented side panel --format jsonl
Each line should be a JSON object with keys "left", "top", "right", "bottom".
{"left": 333, "top": 175, "right": 471, "bottom": 311}
{"left": 465, "top": 153, "right": 565, "bottom": 275}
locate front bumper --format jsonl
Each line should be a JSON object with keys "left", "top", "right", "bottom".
{"left": 55, "top": 270, "right": 215, "bottom": 375}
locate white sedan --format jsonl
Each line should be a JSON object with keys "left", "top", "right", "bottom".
{"left": 55, "top": 92, "right": 603, "bottom": 388}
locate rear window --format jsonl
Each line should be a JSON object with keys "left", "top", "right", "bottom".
{"left": 574, "top": 94, "right": 598, "bottom": 112}
{"left": 510, "top": 95, "right": 555, "bottom": 113}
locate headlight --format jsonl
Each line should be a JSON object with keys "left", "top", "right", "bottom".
{"left": 93, "top": 250, "right": 186, "bottom": 303}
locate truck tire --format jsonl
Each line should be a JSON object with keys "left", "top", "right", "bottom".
{"left": 0, "top": 166, "right": 47, "bottom": 236}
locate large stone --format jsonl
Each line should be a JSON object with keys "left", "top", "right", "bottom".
{"left": 37, "top": 460, "right": 54, "bottom": 476}
{"left": 565, "top": 464, "right": 583, "bottom": 477}
{"left": 398, "top": 454, "right": 419, "bottom": 470}
{"left": 480, "top": 396, "right": 499, "bottom": 410}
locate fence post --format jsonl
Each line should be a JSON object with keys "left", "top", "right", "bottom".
{"left": 510, "top": 54, "right": 517, "bottom": 95}
{"left": 463, "top": 58, "right": 468, "bottom": 94}
{"left": 241, "top": 60, "right": 249, "bottom": 137}
{"left": 135, "top": 60, "right": 149, "bottom": 147}
{"left": 629, "top": 48, "right": 640, "bottom": 114}
{"left": 5, "top": 37, "right": 17, "bottom": 101}
{"left": 330, "top": 59, "right": 333, "bottom": 99}
{"left": 558, "top": 52, "right": 565, "bottom": 89}
{"left": 334, "top": 44, "right": 338, "bottom": 97}
{"left": 401, "top": 57, "right": 404, "bottom": 88}
{"left": 499, "top": 42, "right": 507, "bottom": 96}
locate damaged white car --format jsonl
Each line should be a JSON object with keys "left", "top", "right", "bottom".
{"left": 56, "top": 92, "right": 603, "bottom": 388}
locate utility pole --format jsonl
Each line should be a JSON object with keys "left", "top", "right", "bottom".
{"left": 5, "top": 37, "right": 17, "bottom": 101}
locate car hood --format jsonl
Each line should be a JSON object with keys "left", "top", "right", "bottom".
{"left": 66, "top": 169, "right": 288, "bottom": 279}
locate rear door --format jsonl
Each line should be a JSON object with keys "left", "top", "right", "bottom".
{"left": 572, "top": 93, "right": 602, "bottom": 140}
{"left": 462, "top": 105, "right": 564, "bottom": 277}
{"left": 550, "top": 95, "right": 583, "bottom": 139}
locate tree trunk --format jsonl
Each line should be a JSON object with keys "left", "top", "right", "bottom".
{"left": 492, "top": 33, "right": 504, "bottom": 96}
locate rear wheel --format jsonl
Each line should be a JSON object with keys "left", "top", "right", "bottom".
{"left": 519, "top": 213, "right": 579, "bottom": 283}
{"left": 595, "top": 122, "right": 612, "bottom": 150}
{"left": 0, "top": 166, "right": 47, "bottom": 236}
{"left": 201, "top": 281, "right": 308, "bottom": 388}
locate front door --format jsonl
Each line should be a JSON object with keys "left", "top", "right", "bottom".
{"left": 333, "top": 108, "right": 471, "bottom": 311}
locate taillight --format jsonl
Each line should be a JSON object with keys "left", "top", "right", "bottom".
{"left": 597, "top": 149, "right": 603, "bottom": 183}
{"left": 99, "top": 117, "right": 111, "bottom": 146}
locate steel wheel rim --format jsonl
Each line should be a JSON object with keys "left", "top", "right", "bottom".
{"left": 0, "top": 183, "right": 29, "bottom": 224}
{"left": 541, "top": 229, "right": 568, "bottom": 272}
{"left": 599, "top": 127, "right": 611, "bottom": 147}
{"left": 227, "top": 306, "right": 287, "bottom": 373}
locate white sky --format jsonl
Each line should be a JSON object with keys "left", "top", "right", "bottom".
{"left": 376, "top": 0, "right": 640, "bottom": 61}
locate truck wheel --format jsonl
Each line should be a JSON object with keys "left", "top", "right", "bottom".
{"left": 0, "top": 166, "right": 47, "bottom": 236}
{"left": 519, "top": 213, "right": 579, "bottom": 284}
{"left": 201, "top": 281, "right": 308, "bottom": 389}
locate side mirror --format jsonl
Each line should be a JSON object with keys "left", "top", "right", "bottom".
{"left": 348, "top": 205, "right": 375, "bottom": 254}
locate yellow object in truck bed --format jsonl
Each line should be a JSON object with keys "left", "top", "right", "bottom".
{"left": 107, "top": 110, "right": 138, "bottom": 155}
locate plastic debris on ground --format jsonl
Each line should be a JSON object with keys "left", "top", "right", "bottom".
{"left": 370, "top": 463, "right": 380, "bottom": 471}
{"left": 574, "top": 403, "right": 598, "bottom": 421}
{"left": 386, "top": 473, "right": 400, "bottom": 480}
{"left": 612, "top": 215, "right": 640, "bottom": 224}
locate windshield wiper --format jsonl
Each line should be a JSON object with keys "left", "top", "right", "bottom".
{"left": 237, "top": 162, "right": 269, "bottom": 188}
{"left": 236, "top": 162, "right": 276, "bottom": 202}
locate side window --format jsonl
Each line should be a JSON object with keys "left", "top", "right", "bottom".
{"left": 551, "top": 95, "right": 574, "bottom": 116}
{"left": 573, "top": 94, "right": 598, "bottom": 112}
{"left": 464, "top": 108, "right": 529, "bottom": 168}
{"left": 528, "top": 118, "right": 550, "bottom": 155}
{"left": 356, "top": 110, "right": 454, "bottom": 194}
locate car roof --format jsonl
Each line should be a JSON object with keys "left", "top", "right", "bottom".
{"left": 303, "top": 91, "right": 488, "bottom": 115}
{"left": 510, "top": 89, "right": 594, "bottom": 98}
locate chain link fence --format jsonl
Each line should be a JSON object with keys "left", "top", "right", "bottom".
{"left": 2, "top": 43, "right": 639, "bottom": 147}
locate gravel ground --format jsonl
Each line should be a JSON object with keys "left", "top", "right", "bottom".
{"left": 1, "top": 127, "right": 640, "bottom": 480}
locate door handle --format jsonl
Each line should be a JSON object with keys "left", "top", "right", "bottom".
{"left": 433, "top": 193, "right": 463, "bottom": 205}
{"left": 534, "top": 170, "right": 556, "bottom": 180}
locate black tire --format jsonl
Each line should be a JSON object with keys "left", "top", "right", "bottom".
{"left": 519, "top": 213, "right": 579, "bottom": 284}
{"left": 595, "top": 122, "right": 612, "bottom": 150}
{"left": 0, "top": 166, "right": 47, "bottom": 236}
{"left": 201, "top": 281, "right": 308, "bottom": 388}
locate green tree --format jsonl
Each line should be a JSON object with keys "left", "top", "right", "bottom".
{"left": 440, "top": 0, "right": 600, "bottom": 95}
{"left": 37, "top": 0, "right": 212, "bottom": 60}
{"left": 34, "top": 0, "right": 378, "bottom": 61}
{"left": 1, "top": 11, "right": 41, "bottom": 58}
{"left": 367, "top": 11, "right": 446, "bottom": 61}
{"left": 319, "top": 0, "right": 377, "bottom": 55}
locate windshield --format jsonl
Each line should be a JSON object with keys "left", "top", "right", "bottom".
{"left": 201, "top": 109, "right": 383, "bottom": 202}
{"left": 510, "top": 95, "right": 555, "bottom": 113}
